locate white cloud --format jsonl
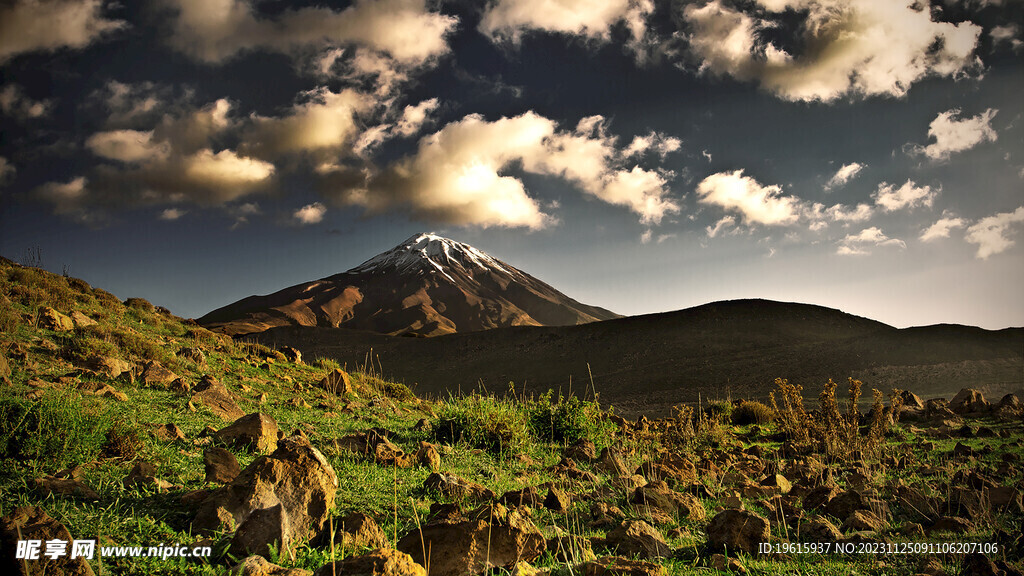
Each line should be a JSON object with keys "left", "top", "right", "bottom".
{"left": 90, "top": 81, "right": 166, "bottom": 128}
{"left": 912, "top": 108, "right": 998, "bottom": 161}
{"left": 163, "top": 0, "right": 456, "bottom": 65}
{"left": 332, "top": 111, "right": 679, "bottom": 229}
{"left": 35, "top": 177, "right": 89, "bottom": 215}
{"left": 640, "top": 229, "right": 653, "bottom": 244}
{"left": 480, "top": 0, "right": 651, "bottom": 43}
{"left": 706, "top": 215, "right": 737, "bottom": 238}
{"left": 0, "top": 84, "right": 52, "bottom": 120}
{"left": 837, "top": 226, "right": 905, "bottom": 255}
{"left": 682, "top": 0, "right": 982, "bottom": 102}
{"left": 293, "top": 202, "right": 327, "bottom": 225}
{"left": 964, "top": 206, "right": 1024, "bottom": 259}
{"left": 242, "top": 88, "right": 372, "bottom": 161}
{"left": 825, "top": 162, "right": 864, "bottom": 190}
{"left": 873, "top": 180, "right": 937, "bottom": 212}
{"left": 159, "top": 208, "right": 187, "bottom": 220}
{"left": 826, "top": 203, "right": 873, "bottom": 222}
{"left": 624, "top": 131, "right": 683, "bottom": 159}
{"left": 0, "top": 0, "right": 124, "bottom": 62}
{"left": 86, "top": 130, "right": 171, "bottom": 163}
{"left": 695, "top": 170, "right": 801, "bottom": 226}
{"left": 920, "top": 215, "right": 967, "bottom": 242}
{"left": 990, "top": 25, "right": 1022, "bottom": 51}
{"left": 395, "top": 98, "right": 439, "bottom": 137}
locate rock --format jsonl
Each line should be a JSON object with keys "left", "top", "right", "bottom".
{"left": 798, "top": 516, "right": 843, "bottom": 542}
{"left": 415, "top": 442, "right": 441, "bottom": 471}
{"left": 802, "top": 486, "right": 839, "bottom": 512}
{"left": 314, "top": 549, "right": 425, "bottom": 576}
{"left": 959, "top": 553, "right": 1000, "bottom": 576}
{"left": 631, "top": 481, "right": 705, "bottom": 521}
{"left": 178, "top": 347, "right": 206, "bottom": 366}
{"left": 501, "top": 486, "right": 543, "bottom": 508}
{"left": 33, "top": 476, "right": 100, "bottom": 499}
{"left": 423, "top": 473, "right": 495, "bottom": 503}
{"left": 548, "top": 535, "right": 596, "bottom": 562}
{"left": 230, "top": 503, "right": 290, "bottom": 558}
{"left": 545, "top": 485, "right": 571, "bottom": 513}
{"left": 0, "top": 506, "right": 95, "bottom": 575}
{"left": 710, "top": 554, "right": 747, "bottom": 574}
{"left": 70, "top": 311, "right": 97, "bottom": 328}
{"left": 760, "top": 474, "right": 792, "bottom": 495}
{"left": 949, "top": 388, "right": 990, "bottom": 414}
{"left": 595, "top": 448, "right": 630, "bottom": 476}
{"left": 825, "top": 490, "right": 871, "bottom": 520}
{"left": 314, "top": 512, "right": 389, "bottom": 551}
{"left": 280, "top": 347, "right": 302, "bottom": 364}
{"left": 192, "top": 375, "right": 245, "bottom": 421}
{"left": 706, "top": 509, "right": 770, "bottom": 555}
{"left": 636, "top": 453, "right": 697, "bottom": 486}
{"left": 142, "top": 360, "right": 178, "bottom": 386}
{"left": 928, "top": 516, "right": 972, "bottom": 534}
{"left": 396, "top": 504, "right": 544, "bottom": 576}
{"left": 900, "top": 391, "right": 926, "bottom": 410}
{"left": 193, "top": 435, "right": 338, "bottom": 556}
{"left": 123, "top": 461, "right": 173, "bottom": 491}
{"left": 605, "top": 520, "right": 670, "bottom": 559}
{"left": 38, "top": 307, "right": 74, "bottom": 331}
{"left": 989, "top": 487, "right": 1023, "bottom": 513}
{"left": 581, "top": 556, "right": 667, "bottom": 576}
{"left": 153, "top": 423, "right": 187, "bottom": 442}
{"left": 204, "top": 447, "right": 241, "bottom": 484}
{"left": 216, "top": 413, "right": 280, "bottom": 453}
{"left": 565, "top": 440, "right": 597, "bottom": 462}
{"left": 842, "top": 510, "right": 887, "bottom": 533}
{"left": 318, "top": 369, "right": 353, "bottom": 395}
{"left": 232, "top": 555, "right": 312, "bottom": 576}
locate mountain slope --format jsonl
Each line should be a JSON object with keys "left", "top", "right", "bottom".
{"left": 250, "top": 299, "right": 1024, "bottom": 417}
{"left": 199, "top": 233, "right": 620, "bottom": 336}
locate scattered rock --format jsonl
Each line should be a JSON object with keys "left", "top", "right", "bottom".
{"left": 33, "top": 476, "right": 100, "bottom": 499}
{"left": 959, "top": 553, "right": 1000, "bottom": 576}
{"left": 605, "top": 520, "right": 671, "bottom": 560}
{"left": 581, "top": 556, "right": 667, "bottom": 576}
{"left": 825, "top": 490, "right": 871, "bottom": 520}
{"left": 565, "top": 439, "right": 597, "bottom": 462}
{"left": 842, "top": 510, "right": 887, "bottom": 533}
{"left": 38, "top": 307, "right": 74, "bottom": 331}
{"left": 191, "top": 375, "right": 245, "bottom": 421}
{"left": 545, "top": 485, "right": 571, "bottom": 513}
{"left": 280, "top": 347, "right": 302, "bottom": 364}
{"left": 123, "top": 461, "right": 173, "bottom": 491}
{"left": 232, "top": 555, "right": 312, "bottom": 576}
{"left": 314, "top": 548, "right": 425, "bottom": 576}
{"left": 142, "top": 360, "right": 178, "bottom": 386}
{"left": 396, "top": 503, "right": 544, "bottom": 576}
{"left": 928, "top": 516, "right": 972, "bottom": 534}
{"left": 710, "top": 554, "right": 747, "bottom": 574}
{"left": 178, "top": 347, "right": 206, "bottom": 366}
{"left": 705, "top": 509, "right": 770, "bottom": 555}
{"left": 204, "top": 447, "right": 241, "bottom": 484}
{"left": 548, "top": 534, "right": 596, "bottom": 562}
{"left": 415, "top": 441, "right": 441, "bottom": 471}
{"left": 631, "top": 481, "right": 705, "bottom": 521}
{"left": 423, "top": 472, "right": 496, "bottom": 503}
{"left": 153, "top": 423, "right": 187, "bottom": 442}
{"left": 193, "top": 435, "right": 338, "bottom": 556}
{"left": 70, "top": 311, "right": 97, "bottom": 328}
{"left": 314, "top": 512, "right": 388, "bottom": 551}
{"left": 501, "top": 486, "right": 543, "bottom": 508}
{"left": 215, "top": 412, "right": 280, "bottom": 453}
{"left": 318, "top": 369, "right": 353, "bottom": 396}
{"left": 229, "top": 503, "right": 290, "bottom": 558}
{"left": 595, "top": 447, "right": 630, "bottom": 476}
{"left": 798, "top": 516, "right": 843, "bottom": 543}
{"left": 949, "top": 389, "right": 990, "bottom": 415}
{"left": 0, "top": 506, "right": 95, "bottom": 575}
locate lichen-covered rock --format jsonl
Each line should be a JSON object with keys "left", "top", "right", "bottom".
{"left": 215, "top": 412, "right": 280, "bottom": 453}
{"left": 706, "top": 509, "right": 770, "bottom": 555}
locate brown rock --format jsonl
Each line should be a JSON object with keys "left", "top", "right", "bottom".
{"left": 142, "top": 360, "right": 178, "bottom": 386}
{"left": 204, "top": 447, "right": 241, "bottom": 484}
{"left": 123, "top": 461, "right": 173, "bottom": 491}
{"left": 396, "top": 504, "right": 544, "bottom": 576}
{"left": 605, "top": 520, "right": 670, "bottom": 559}
{"left": 415, "top": 442, "right": 441, "bottom": 471}
{"left": 38, "top": 307, "right": 74, "bottom": 331}
{"left": 928, "top": 516, "right": 972, "bottom": 534}
{"left": 581, "top": 556, "right": 667, "bottom": 576}
{"left": 0, "top": 506, "right": 95, "bottom": 575}
{"left": 949, "top": 389, "right": 990, "bottom": 414}
{"left": 825, "top": 490, "right": 871, "bottom": 520}
{"left": 70, "top": 311, "right": 97, "bottom": 328}
{"left": 565, "top": 439, "right": 597, "bottom": 462}
{"left": 314, "top": 548, "right": 425, "bottom": 576}
{"left": 315, "top": 512, "right": 389, "bottom": 551}
{"left": 710, "top": 554, "right": 747, "bottom": 574}
{"left": 958, "top": 553, "right": 1000, "bottom": 576}
{"left": 548, "top": 535, "right": 596, "bottom": 563}
{"left": 842, "top": 510, "right": 887, "bottom": 533}
{"left": 178, "top": 347, "right": 207, "bottom": 366}
{"left": 706, "top": 509, "right": 770, "bottom": 555}
{"left": 230, "top": 503, "right": 290, "bottom": 558}
{"left": 232, "top": 555, "right": 312, "bottom": 576}
{"left": 798, "top": 516, "right": 843, "bottom": 542}
{"left": 631, "top": 481, "right": 705, "bottom": 521}
{"left": 501, "top": 486, "right": 543, "bottom": 508}
{"left": 193, "top": 435, "right": 338, "bottom": 555}
{"left": 596, "top": 448, "right": 630, "bottom": 476}
{"left": 545, "top": 485, "right": 571, "bottom": 513}
{"left": 154, "top": 423, "right": 187, "bottom": 442}
{"left": 33, "top": 476, "right": 100, "bottom": 499}
{"left": 192, "top": 375, "right": 245, "bottom": 421}
{"left": 280, "top": 347, "right": 302, "bottom": 364}
{"left": 318, "top": 369, "right": 353, "bottom": 395}
{"left": 423, "top": 473, "right": 496, "bottom": 503}
{"left": 216, "top": 412, "right": 280, "bottom": 453}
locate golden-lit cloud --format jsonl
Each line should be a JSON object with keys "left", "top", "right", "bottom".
{"left": 872, "top": 180, "right": 937, "bottom": 211}
{"left": 480, "top": 0, "right": 651, "bottom": 42}
{"left": 909, "top": 108, "right": 998, "bottom": 161}
{"left": 695, "top": 170, "right": 801, "bottom": 226}
{"left": 0, "top": 0, "right": 124, "bottom": 62}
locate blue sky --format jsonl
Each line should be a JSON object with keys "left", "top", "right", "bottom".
{"left": 1, "top": 0, "right": 1022, "bottom": 329}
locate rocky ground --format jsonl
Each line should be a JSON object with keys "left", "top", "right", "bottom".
{"left": 1, "top": 258, "right": 1023, "bottom": 576}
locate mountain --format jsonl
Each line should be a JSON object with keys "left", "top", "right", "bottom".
{"left": 250, "top": 299, "right": 1024, "bottom": 417}
{"left": 199, "top": 233, "right": 621, "bottom": 337}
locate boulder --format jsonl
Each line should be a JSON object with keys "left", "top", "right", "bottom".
{"left": 191, "top": 375, "right": 245, "bottom": 421}
{"left": 545, "top": 485, "right": 572, "bottom": 513}
{"left": 232, "top": 555, "right": 312, "bottom": 576}
{"left": 825, "top": 490, "right": 871, "bottom": 521}
{"left": 38, "top": 307, "right": 74, "bottom": 331}
{"left": 798, "top": 516, "right": 843, "bottom": 543}
{"left": 842, "top": 510, "right": 887, "bottom": 533}
{"left": 32, "top": 476, "right": 100, "bottom": 499}
{"left": 501, "top": 486, "right": 543, "bottom": 508}
{"left": 581, "top": 556, "right": 667, "bottom": 576}
{"left": 0, "top": 506, "right": 95, "bottom": 575}
{"left": 70, "top": 311, "right": 97, "bottom": 328}
{"left": 423, "top": 473, "right": 495, "bottom": 503}
{"left": 229, "top": 503, "right": 290, "bottom": 558}
{"left": 314, "top": 549, "right": 425, "bottom": 576}
{"left": 631, "top": 481, "right": 705, "bottom": 521}
{"left": 396, "top": 504, "right": 544, "bottom": 576}
{"left": 178, "top": 347, "right": 206, "bottom": 366}
{"left": 595, "top": 448, "right": 630, "bottom": 476}
{"left": 204, "top": 447, "right": 241, "bottom": 484}
{"left": 565, "top": 439, "right": 597, "bottom": 462}
{"left": 318, "top": 369, "right": 353, "bottom": 395}
{"left": 415, "top": 442, "right": 441, "bottom": 471}
{"left": 280, "top": 347, "right": 302, "bottom": 364}
{"left": 142, "top": 360, "right": 178, "bottom": 386}
{"left": 193, "top": 435, "right": 338, "bottom": 555}
{"left": 949, "top": 389, "right": 990, "bottom": 415}
{"left": 314, "top": 512, "right": 389, "bottom": 551}
{"left": 605, "top": 520, "right": 670, "bottom": 559}
{"left": 85, "top": 355, "right": 132, "bottom": 379}
{"left": 705, "top": 509, "right": 770, "bottom": 555}
{"left": 215, "top": 413, "right": 280, "bottom": 453}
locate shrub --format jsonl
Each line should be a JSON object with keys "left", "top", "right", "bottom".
{"left": 526, "top": 390, "right": 616, "bottom": 448}
{"left": 363, "top": 375, "right": 415, "bottom": 401}
{"left": 731, "top": 400, "right": 774, "bottom": 425}
{"left": 435, "top": 394, "right": 531, "bottom": 456}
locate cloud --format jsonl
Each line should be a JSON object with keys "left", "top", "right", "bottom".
{"left": 395, "top": 98, "right": 440, "bottom": 137}
{"left": 826, "top": 203, "right": 873, "bottom": 222}
{"left": 293, "top": 202, "right": 327, "bottom": 225}
{"left": 964, "top": 206, "right": 1024, "bottom": 259}
{"left": 706, "top": 215, "right": 737, "bottom": 238}
{"left": 0, "top": 157, "right": 14, "bottom": 186}
{"left": 85, "top": 130, "right": 171, "bottom": 163}
{"left": 480, "top": 0, "right": 652, "bottom": 43}
{"left": 920, "top": 215, "right": 967, "bottom": 241}
{"left": 695, "top": 170, "right": 801, "bottom": 226}
{"left": 326, "top": 111, "right": 679, "bottom": 229}
{"left": 163, "top": 0, "right": 456, "bottom": 65}
{"left": 990, "top": 25, "right": 1022, "bottom": 51}
{"left": 159, "top": 208, "right": 186, "bottom": 220}
{"left": 640, "top": 229, "right": 653, "bottom": 244}
{"left": 872, "top": 180, "right": 937, "bottom": 211}
{"left": 35, "top": 177, "right": 89, "bottom": 215}
{"left": 0, "top": 84, "right": 52, "bottom": 120}
{"left": 825, "top": 162, "right": 864, "bottom": 190}
{"left": 624, "top": 131, "right": 683, "bottom": 159}
{"left": 0, "top": 0, "right": 125, "bottom": 62}
{"left": 909, "top": 108, "right": 998, "bottom": 161}
{"left": 241, "top": 88, "right": 372, "bottom": 161}
{"left": 837, "top": 226, "right": 905, "bottom": 255}
{"left": 89, "top": 81, "right": 167, "bottom": 128}
{"left": 681, "top": 0, "right": 982, "bottom": 102}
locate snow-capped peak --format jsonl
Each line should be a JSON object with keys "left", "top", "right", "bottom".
{"left": 349, "top": 233, "right": 517, "bottom": 281}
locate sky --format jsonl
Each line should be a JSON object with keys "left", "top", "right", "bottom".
{"left": 1, "top": 0, "right": 1022, "bottom": 330}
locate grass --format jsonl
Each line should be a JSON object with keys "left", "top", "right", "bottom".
{"left": 0, "top": 257, "right": 1021, "bottom": 576}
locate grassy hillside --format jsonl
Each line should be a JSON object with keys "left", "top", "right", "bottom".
{"left": 2, "top": 258, "right": 1023, "bottom": 576}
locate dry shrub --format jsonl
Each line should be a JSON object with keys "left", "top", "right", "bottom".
{"left": 731, "top": 400, "right": 774, "bottom": 425}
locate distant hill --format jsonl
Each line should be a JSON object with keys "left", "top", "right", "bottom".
{"left": 251, "top": 299, "right": 1024, "bottom": 417}
{"left": 200, "top": 233, "right": 620, "bottom": 337}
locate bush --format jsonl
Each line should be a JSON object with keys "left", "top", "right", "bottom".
{"left": 526, "top": 390, "right": 616, "bottom": 448}
{"left": 435, "top": 394, "right": 531, "bottom": 456}
{"left": 731, "top": 400, "right": 774, "bottom": 425}
{"left": 363, "top": 375, "right": 415, "bottom": 401}
{"left": 0, "top": 392, "right": 128, "bottom": 467}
